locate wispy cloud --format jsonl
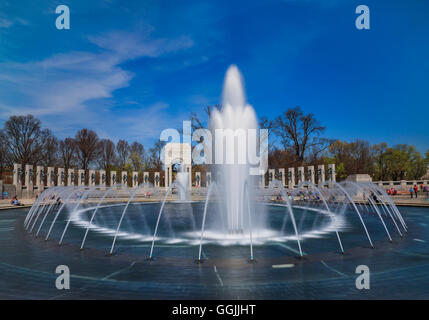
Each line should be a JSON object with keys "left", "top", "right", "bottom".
{"left": 0, "top": 16, "right": 28, "bottom": 29}
{"left": 0, "top": 30, "right": 194, "bottom": 142}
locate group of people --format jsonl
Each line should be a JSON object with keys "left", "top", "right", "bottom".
{"left": 388, "top": 185, "right": 427, "bottom": 199}
{"left": 409, "top": 185, "right": 420, "bottom": 198}
{"left": 386, "top": 188, "right": 398, "bottom": 195}
{"left": 9, "top": 196, "right": 23, "bottom": 206}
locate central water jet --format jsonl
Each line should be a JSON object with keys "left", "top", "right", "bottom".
{"left": 210, "top": 65, "right": 259, "bottom": 233}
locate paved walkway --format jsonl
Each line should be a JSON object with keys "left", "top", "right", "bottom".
{"left": 0, "top": 199, "right": 33, "bottom": 210}
{"left": 1, "top": 194, "right": 429, "bottom": 210}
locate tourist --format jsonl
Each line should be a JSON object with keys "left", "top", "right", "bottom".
{"left": 414, "top": 185, "right": 418, "bottom": 198}
{"left": 10, "top": 196, "right": 22, "bottom": 206}
{"left": 409, "top": 188, "right": 414, "bottom": 199}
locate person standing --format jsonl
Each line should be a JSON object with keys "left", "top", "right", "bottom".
{"left": 409, "top": 188, "right": 414, "bottom": 199}
{"left": 414, "top": 185, "right": 418, "bottom": 198}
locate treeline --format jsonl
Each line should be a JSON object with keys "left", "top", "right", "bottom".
{"left": 325, "top": 140, "right": 428, "bottom": 181}
{"left": 1, "top": 110, "right": 428, "bottom": 182}
{"left": 0, "top": 115, "right": 164, "bottom": 178}
{"left": 258, "top": 107, "right": 429, "bottom": 181}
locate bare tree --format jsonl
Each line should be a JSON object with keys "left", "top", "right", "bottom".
{"left": 129, "top": 141, "right": 145, "bottom": 171}
{"left": 116, "top": 139, "right": 130, "bottom": 170}
{"left": 4, "top": 115, "right": 46, "bottom": 164}
{"left": 59, "top": 138, "right": 76, "bottom": 170}
{"left": 273, "top": 107, "right": 328, "bottom": 164}
{"left": 259, "top": 116, "right": 276, "bottom": 154}
{"left": 187, "top": 106, "right": 216, "bottom": 161}
{"left": 327, "top": 139, "right": 374, "bottom": 180}
{"left": 40, "top": 129, "right": 59, "bottom": 167}
{"left": 98, "top": 139, "right": 116, "bottom": 172}
{"left": 74, "top": 129, "right": 100, "bottom": 170}
{"left": 0, "top": 129, "right": 10, "bottom": 177}
{"left": 190, "top": 105, "right": 214, "bottom": 131}
{"left": 268, "top": 147, "right": 296, "bottom": 169}
{"left": 148, "top": 140, "right": 165, "bottom": 171}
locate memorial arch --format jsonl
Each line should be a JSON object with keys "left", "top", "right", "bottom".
{"left": 163, "top": 143, "right": 192, "bottom": 188}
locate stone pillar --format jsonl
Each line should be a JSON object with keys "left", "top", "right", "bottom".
{"left": 318, "top": 165, "right": 325, "bottom": 185}
{"left": 169, "top": 166, "right": 173, "bottom": 188}
{"left": 297, "top": 166, "right": 304, "bottom": 185}
{"left": 110, "top": 171, "right": 117, "bottom": 187}
{"left": 89, "top": 170, "right": 96, "bottom": 187}
{"left": 154, "top": 172, "right": 160, "bottom": 188}
{"left": 260, "top": 172, "right": 266, "bottom": 188}
{"left": 268, "top": 169, "right": 275, "bottom": 185}
{"left": 186, "top": 165, "right": 192, "bottom": 189}
{"left": 307, "top": 166, "right": 315, "bottom": 185}
{"left": 57, "top": 168, "right": 65, "bottom": 187}
{"left": 327, "top": 163, "right": 336, "bottom": 182}
{"left": 78, "top": 169, "right": 85, "bottom": 186}
{"left": 47, "top": 167, "right": 55, "bottom": 187}
{"left": 165, "top": 167, "right": 170, "bottom": 188}
{"left": 24, "top": 164, "right": 34, "bottom": 198}
{"left": 165, "top": 166, "right": 173, "bottom": 188}
{"left": 206, "top": 172, "right": 211, "bottom": 187}
{"left": 195, "top": 172, "right": 201, "bottom": 188}
{"left": 121, "top": 171, "right": 128, "bottom": 188}
{"left": 99, "top": 170, "right": 106, "bottom": 187}
{"left": 143, "top": 171, "right": 149, "bottom": 185}
{"left": 278, "top": 168, "right": 285, "bottom": 187}
{"left": 288, "top": 168, "right": 295, "bottom": 189}
{"left": 13, "top": 163, "right": 22, "bottom": 187}
{"left": 24, "top": 164, "right": 33, "bottom": 188}
{"left": 36, "top": 166, "right": 44, "bottom": 193}
{"left": 68, "top": 169, "right": 75, "bottom": 186}
{"left": 132, "top": 171, "right": 138, "bottom": 188}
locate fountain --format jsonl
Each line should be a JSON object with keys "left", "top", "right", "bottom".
{"left": 23, "top": 65, "right": 408, "bottom": 264}
{"left": 176, "top": 163, "right": 190, "bottom": 201}
{"left": 210, "top": 65, "right": 259, "bottom": 234}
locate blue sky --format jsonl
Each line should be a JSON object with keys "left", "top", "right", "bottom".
{"left": 0, "top": 0, "right": 428, "bottom": 152}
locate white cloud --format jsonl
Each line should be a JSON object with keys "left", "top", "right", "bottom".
{"left": 0, "top": 30, "right": 194, "bottom": 143}
{"left": 0, "top": 18, "right": 12, "bottom": 28}
{"left": 0, "top": 17, "right": 28, "bottom": 29}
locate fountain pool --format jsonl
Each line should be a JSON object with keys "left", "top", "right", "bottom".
{"left": 9, "top": 65, "right": 428, "bottom": 299}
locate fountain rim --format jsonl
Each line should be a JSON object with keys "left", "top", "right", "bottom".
{"left": 55, "top": 200, "right": 347, "bottom": 248}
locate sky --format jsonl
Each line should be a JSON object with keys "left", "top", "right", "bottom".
{"left": 0, "top": 0, "right": 428, "bottom": 152}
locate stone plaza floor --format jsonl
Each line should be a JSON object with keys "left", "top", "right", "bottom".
{"left": 0, "top": 206, "right": 429, "bottom": 299}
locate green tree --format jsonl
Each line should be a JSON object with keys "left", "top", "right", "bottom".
{"left": 326, "top": 139, "right": 374, "bottom": 179}
{"left": 372, "top": 142, "right": 389, "bottom": 180}
{"left": 383, "top": 145, "right": 424, "bottom": 180}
